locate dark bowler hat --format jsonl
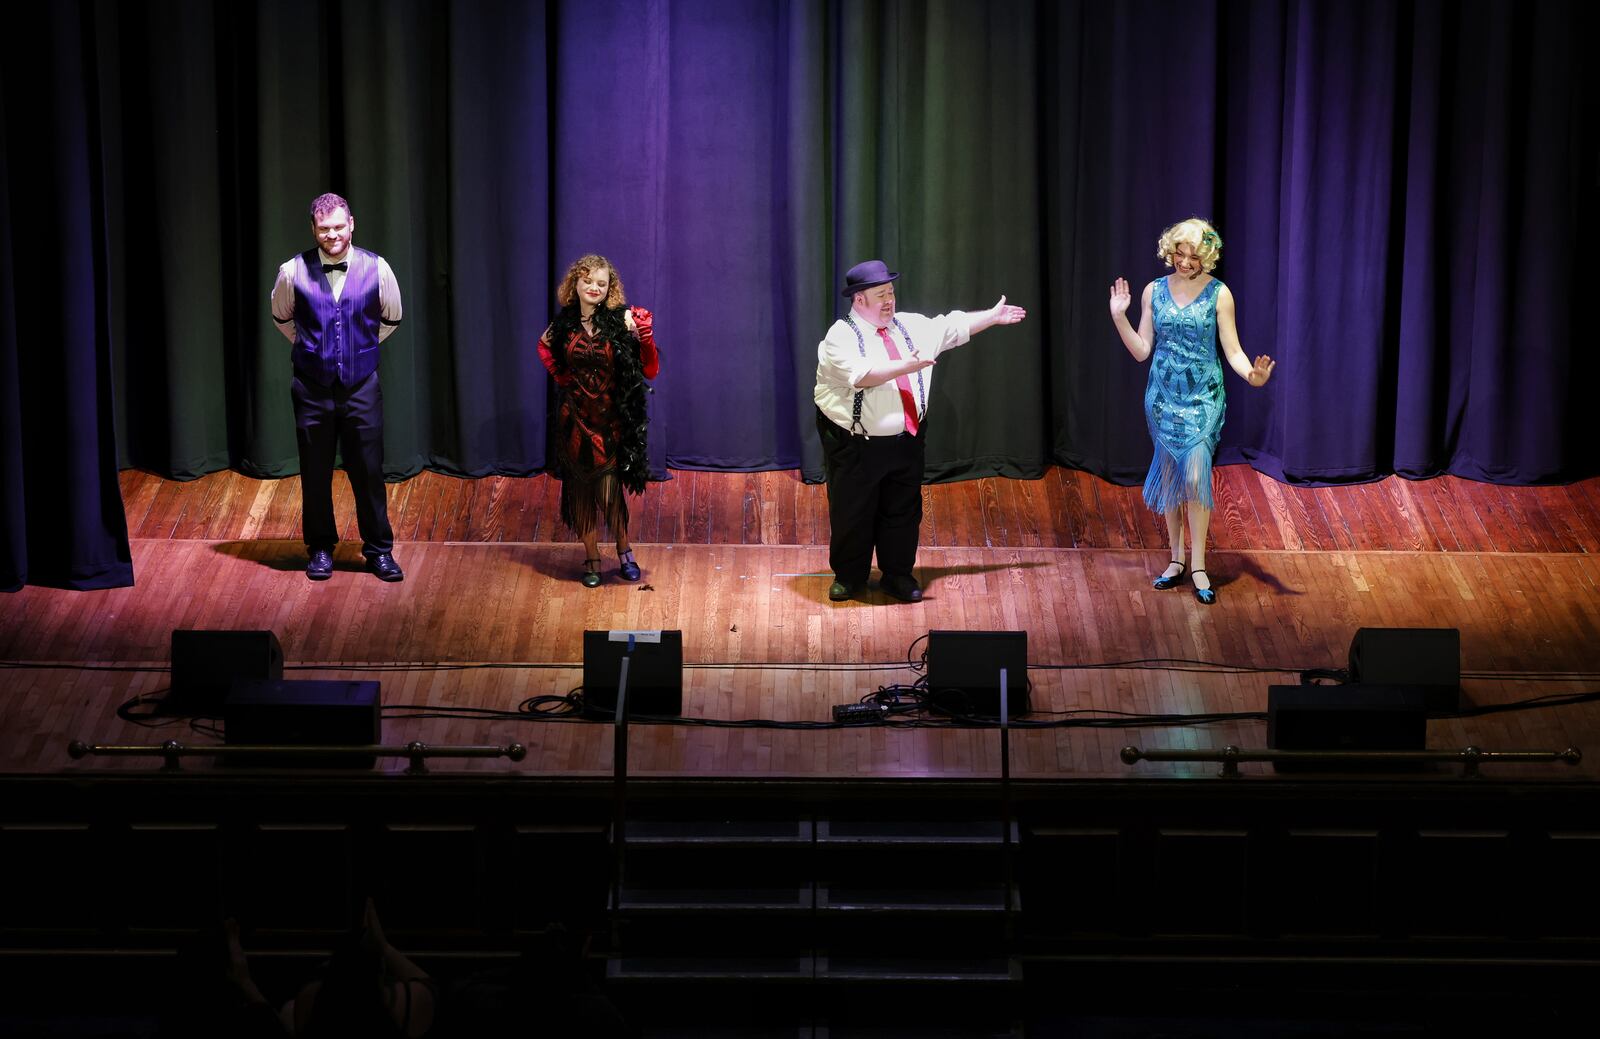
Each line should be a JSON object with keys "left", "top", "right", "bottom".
{"left": 841, "top": 259, "right": 899, "bottom": 297}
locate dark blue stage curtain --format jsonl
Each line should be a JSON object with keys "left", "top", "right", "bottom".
{"left": 5, "top": 0, "right": 1594, "bottom": 564}
{"left": 1046, "top": 0, "right": 1594, "bottom": 486}
{"left": 0, "top": 4, "right": 134, "bottom": 591}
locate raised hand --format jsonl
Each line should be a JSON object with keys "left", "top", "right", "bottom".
{"left": 224, "top": 918, "right": 251, "bottom": 984}
{"left": 990, "top": 295, "right": 1026, "bottom": 324}
{"left": 1108, "top": 278, "right": 1132, "bottom": 319}
{"left": 1247, "top": 355, "right": 1275, "bottom": 386}
{"left": 362, "top": 897, "right": 388, "bottom": 951}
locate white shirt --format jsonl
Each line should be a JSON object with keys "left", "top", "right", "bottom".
{"left": 269, "top": 248, "right": 403, "bottom": 344}
{"left": 814, "top": 310, "right": 973, "bottom": 437}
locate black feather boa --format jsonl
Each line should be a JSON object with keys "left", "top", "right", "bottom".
{"left": 547, "top": 303, "right": 651, "bottom": 495}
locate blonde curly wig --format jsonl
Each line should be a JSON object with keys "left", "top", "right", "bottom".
{"left": 1156, "top": 218, "right": 1222, "bottom": 273}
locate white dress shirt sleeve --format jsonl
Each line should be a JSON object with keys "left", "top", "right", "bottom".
{"left": 816, "top": 319, "right": 874, "bottom": 389}
{"left": 270, "top": 260, "right": 298, "bottom": 344}
{"left": 917, "top": 310, "right": 973, "bottom": 360}
{"left": 377, "top": 257, "right": 403, "bottom": 343}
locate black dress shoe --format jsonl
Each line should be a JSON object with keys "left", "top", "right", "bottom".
{"left": 617, "top": 549, "right": 641, "bottom": 582}
{"left": 1152, "top": 560, "right": 1187, "bottom": 589}
{"left": 1191, "top": 569, "right": 1216, "bottom": 605}
{"left": 828, "top": 580, "right": 860, "bottom": 602}
{"left": 881, "top": 574, "right": 923, "bottom": 603}
{"left": 366, "top": 552, "right": 405, "bottom": 582}
{"left": 306, "top": 549, "right": 334, "bottom": 581}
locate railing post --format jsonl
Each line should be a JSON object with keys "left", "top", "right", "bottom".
{"left": 611, "top": 639, "right": 634, "bottom": 935}
{"left": 998, "top": 667, "right": 1015, "bottom": 944}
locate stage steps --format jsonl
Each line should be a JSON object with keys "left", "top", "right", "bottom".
{"left": 607, "top": 808, "right": 1022, "bottom": 1035}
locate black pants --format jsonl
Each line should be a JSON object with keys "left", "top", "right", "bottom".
{"left": 816, "top": 407, "right": 924, "bottom": 586}
{"left": 291, "top": 371, "right": 394, "bottom": 559}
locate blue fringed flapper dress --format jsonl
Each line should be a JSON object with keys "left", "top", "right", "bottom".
{"left": 1142, "top": 277, "right": 1225, "bottom": 514}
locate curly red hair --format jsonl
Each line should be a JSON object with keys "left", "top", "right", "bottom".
{"left": 556, "top": 254, "right": 628, "bottom": 310}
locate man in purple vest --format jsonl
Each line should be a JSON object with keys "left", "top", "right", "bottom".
{"left": 270, "top": 193, "right": 404, "bottom": 581}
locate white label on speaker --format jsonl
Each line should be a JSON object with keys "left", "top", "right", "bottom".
{"left": 607, "top": 630, "right": 664, "bottom": 644}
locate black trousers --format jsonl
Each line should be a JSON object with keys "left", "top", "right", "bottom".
{"left": 291, "top": 371, "right": 394, "bottom": 558}
{"left": 815, "top": 407, "right": 924, "bottom": 586}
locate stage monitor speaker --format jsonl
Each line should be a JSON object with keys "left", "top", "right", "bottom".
{"left": 1348, "top": 627, "right": 1461, "bottom": 711}
{"left": 168, "top": 629, "right": 284, "bottom": 716}
{"left": 224, "top": 679, "right": 380, "bottom": 767}
{"left": 1267, "top": 684, "right": 1427, "bottom": 771}
{"left": 581, "top": 630, "right": 684, "bottom": 718}
{"left": 925, "top": 630, "right": 1029, "bottom": 719}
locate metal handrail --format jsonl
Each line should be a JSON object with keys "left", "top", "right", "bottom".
{"left": 66, "top": 739, "right": 526, "bottom": 774}
{"left": 1120, "top": 744, "right": 1582, "bottom": 778}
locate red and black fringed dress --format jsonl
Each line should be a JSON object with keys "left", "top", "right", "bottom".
{"left": 537, "top": 306, "right": 659, "bottom": 537}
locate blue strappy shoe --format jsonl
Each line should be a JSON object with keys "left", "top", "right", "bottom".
{"left": 1152, "top": 561, "right": 1187, "bottom": 590}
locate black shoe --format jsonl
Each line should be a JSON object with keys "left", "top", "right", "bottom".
{"left": 306, "top": 549, "right": 334, "bottom": 581}
{"left": 1152, "top": 560, "right": 1186, "bottom": 589}
{"left": 366, "top": 552, "right": 404, "bottom": 582}
{"left": 582, "top": 558, "right": 603, "bottom": 589}
{"left": 881, "top": 574, "right": 923, "bottom": 603}
{"left": 617, "top": 549, "right": 641, "bottom": 582}
{"left": 1191, "top": 569, "right": 1216, "bottom": 605}
{"left": 828, "top": 580, "right": 860, "bottom": 602}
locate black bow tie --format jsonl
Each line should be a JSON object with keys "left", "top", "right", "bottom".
{"left": 322, "top": 262, "right": 348, "bottom": 273}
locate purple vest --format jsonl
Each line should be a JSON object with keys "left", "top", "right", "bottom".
{"left": 290, "top": 246, "right": 385, "bottom": 386}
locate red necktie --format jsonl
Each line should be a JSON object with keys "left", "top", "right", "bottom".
{"left": 876, "top": 326, "right": 919, "bottom": 436}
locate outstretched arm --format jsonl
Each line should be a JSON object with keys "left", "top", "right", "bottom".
{"left": 1215, "top": 285, "right": 1274, "bottom": 386}
{"left": 1108, "top": 278, "right": 1153, "bottom": 362}
{"left": 818, "top": 321, "right": 937, "bottom": 389}
{"left": 855, "top": 354, "right": 936, "bottom": 388}
{"left": 968, "top": 295, "right": 1027, "bottom": 336}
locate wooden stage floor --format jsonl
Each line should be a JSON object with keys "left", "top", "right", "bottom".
{"left": 2, "top": 468, "right": 1598, "bottom": 780}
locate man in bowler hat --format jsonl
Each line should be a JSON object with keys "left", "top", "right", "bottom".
{"left": 813, "top": 260, "right": 1025, "bottom": 602}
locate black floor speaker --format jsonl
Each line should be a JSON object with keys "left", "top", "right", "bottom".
{"left": 167, "top": 630, "right": 284, "bottom": 716}
{"left": 1348, "top": 627, "right": 1461, "bottom": 711}
{"left": 582, "top": 630, "right": 684, "bottom": 718}
{"left": 224, "top": 679, "right": 380, "bottom": 767}
{"left": 1267, "top": 684, "right": 1427, "bottom": 771}
{"left": 925, "top": 630, "right": 1029, "bottom": 719}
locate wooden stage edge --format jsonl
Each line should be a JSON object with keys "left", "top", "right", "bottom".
{"left": 3, "top": 538, "right": 1597, "bottom": 781}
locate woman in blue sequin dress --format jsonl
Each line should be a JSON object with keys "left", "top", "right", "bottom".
{"left": 1108, "top": 219, "right": 1275, "bottom": 604}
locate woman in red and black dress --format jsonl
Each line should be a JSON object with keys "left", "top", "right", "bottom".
{"left": 537, "top": 254, "right": 660, "bottom": 587}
